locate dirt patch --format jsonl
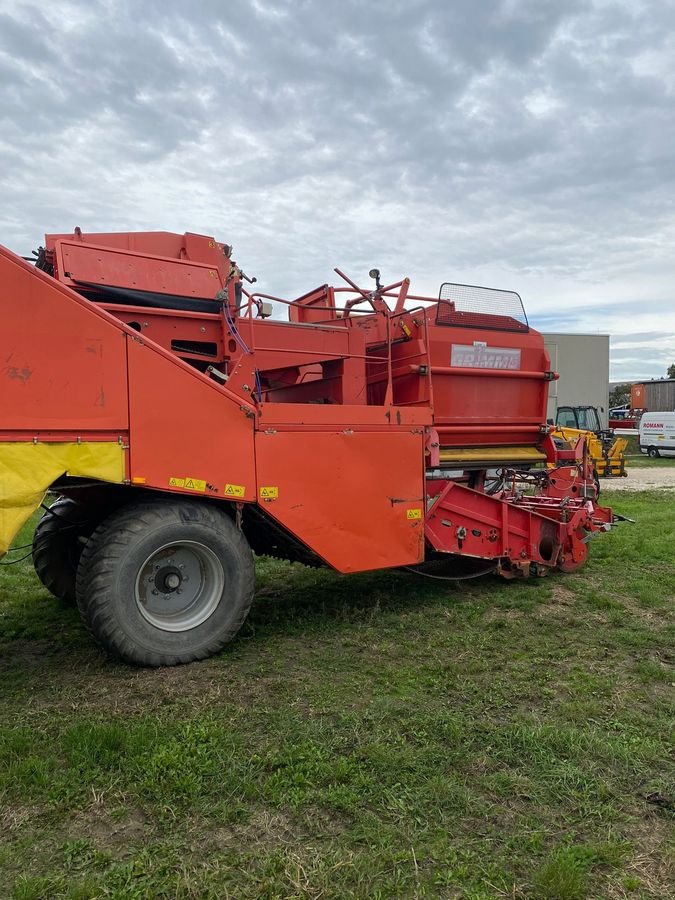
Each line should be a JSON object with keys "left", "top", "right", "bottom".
{"left": 205, "top": 809, "right": 299, "bottom": 852}
{"left": 71, "top": 805, "right": 149, "bottom": 854}
{"left": 534, "top": 584, "right": 581, "bottom": 622}
{"left": 198, "top": 806, "right": 345, "bottom": 856}
{"left": 0, "top": 804, "right": 34, "bottom": 832}
{"left": 0, "top": 639, "right": 66, "bottom": 672}
{"left": 4, "top": 643, "right": 318, "bottom": 720}
{"left": 602, "top": 467, "right": 675, "bottom": 491}
{"left": 482, "top": 607, "right": 525, "bottom": 623}
{"left": 606, "top": 814, "right": 675, "bottom": 899}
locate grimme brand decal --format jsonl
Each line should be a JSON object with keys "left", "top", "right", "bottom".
{"left": 451, "top": 343, "right": 521, "bottom": 370}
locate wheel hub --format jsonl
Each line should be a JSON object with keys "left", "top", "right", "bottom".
{"left": 155, "top": 566, "right": 182, "bottom": 593}
{"left": 135, "top": 541, "right": 225, "bottom": 632}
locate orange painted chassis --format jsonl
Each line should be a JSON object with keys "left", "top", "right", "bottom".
{"left": 0, "top": 230, "right": 613, "bottom": 576}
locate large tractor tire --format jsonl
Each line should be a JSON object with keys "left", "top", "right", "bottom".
{"left": 32, "top": 497, "right": 94, "bottom": 604}
{"left": 75, "top": 499, "right": 255, "bottom": 667}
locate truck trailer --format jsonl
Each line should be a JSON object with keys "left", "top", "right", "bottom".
{"left": 0, "top": 230, "right": 616, "bottom": 666}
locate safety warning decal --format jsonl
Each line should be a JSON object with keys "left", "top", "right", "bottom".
{"left": 406, "top": 508, "right": 423, "bottom": 520}
{"left": 169, "top": 476, "right": 206, "bottom": 492}
{"left": 259, "top": 486, "right": 279, "bottom": 500}
{"left": 224, "top": 483, "right": 246, "bottom": 498}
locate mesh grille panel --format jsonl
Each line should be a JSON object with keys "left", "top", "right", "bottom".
{"left": 437, "top": 282, "right": 528, "bottom": 331}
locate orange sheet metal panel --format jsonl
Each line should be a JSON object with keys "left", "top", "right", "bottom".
{"left": 425, "top": 314, "right": 551, "bottom": 444}
{"left": 47, "top": 231, "right": 190, "bottom": 258}
{"left": 257, "top": 403, "right": 432, "bottom": 428}
{"left": 255, "top": 430, "right": 425, "bottom": 573}
{"left": 0, "top": 246, "right": 129, "bottom": 432}
{"left": 46, "top": 231, "right": 230, "bottom": 270}
{"left": 54, "top": 240, "right": 224, "bottom": 298}
{"left": 126, "top": 337, "right": 256, "bottom": 500}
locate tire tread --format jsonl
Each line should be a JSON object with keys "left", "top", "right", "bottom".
{"left": 76, "top": 499, "right": 255, "bottom": 667}
{"left": 32, "top": 498, "right": 88, "bottom": 603}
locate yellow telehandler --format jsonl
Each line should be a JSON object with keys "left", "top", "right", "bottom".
{"left": 551, "top": 406, "right": 627, "bottom": 479}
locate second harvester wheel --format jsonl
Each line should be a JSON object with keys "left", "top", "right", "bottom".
{"left": 75, "top": 499, "right": 255, "bottom": 666}
{"left": 32, "top": 497, "right": 95, "bottom": 604}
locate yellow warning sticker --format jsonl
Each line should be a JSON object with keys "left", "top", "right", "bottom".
{"left": 259, "top": 486, "right": 279, "bottom": 500}
{"left": 224, "top": 483, "right": 246, "bottom": 498}
{"left": 169, "top": 476, "right": 206, "bottom": 492}
{"left": 406, "top": 508, "right": 423, "bottom": 520}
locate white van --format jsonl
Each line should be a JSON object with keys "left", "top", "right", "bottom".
{"left": 639, "top": 412, "right": 675, "bottom": 458}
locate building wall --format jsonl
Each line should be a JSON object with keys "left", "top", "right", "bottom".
{"left": 543, "top": 333, "right": 610, "bottom": 428}
{"left": 642, "top": 379, "right": 675, "bottom": 412}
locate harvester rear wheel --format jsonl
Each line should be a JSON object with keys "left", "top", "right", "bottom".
{"left": 75, "top": 499, "right": 255, "bottom": 667}
{"left": 32, "top": 497, "right": 94, "bottom": 604}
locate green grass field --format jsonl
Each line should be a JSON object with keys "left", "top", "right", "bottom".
{"left": 1, "top": 493, "right": 673, "bottom": 899}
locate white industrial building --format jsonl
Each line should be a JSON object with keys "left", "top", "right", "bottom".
{"left": 543, "top": 333, "right": 610, "bottom": 427}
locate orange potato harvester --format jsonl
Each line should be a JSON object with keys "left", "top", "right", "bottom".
{"left": 0, "top": 229, "right": 614, "bottom": 665}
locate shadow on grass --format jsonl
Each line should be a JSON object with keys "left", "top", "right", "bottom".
{"left": 0, "top": 552, "right": 541, "bottom": 679}
{"left": 245, "top": 557, "right": 555, "bottom": 639}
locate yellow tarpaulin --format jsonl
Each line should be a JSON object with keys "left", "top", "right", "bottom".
{"left": 0, "top": 442, "right": 125, "bottom": 556}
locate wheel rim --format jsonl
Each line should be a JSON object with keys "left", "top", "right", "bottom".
{"left": 134, "top": 541, "right": 224, "bottom": 632}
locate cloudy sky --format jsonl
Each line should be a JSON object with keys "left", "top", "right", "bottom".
{"left": 1, "top": 0, "right": 674, "bottom": 380}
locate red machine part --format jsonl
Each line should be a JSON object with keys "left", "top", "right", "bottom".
{"left": 424, "top": 479, "right": 608, "bottom": 576}
{"left": 0, "top": 229, "right": 617, "bottom": 665}
{"left": 54, "top": 239, "right": 225, "bottom": 299}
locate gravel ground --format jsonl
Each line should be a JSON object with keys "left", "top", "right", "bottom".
{"left": 601, "top": 466, "right": 675, "bottom": 491}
